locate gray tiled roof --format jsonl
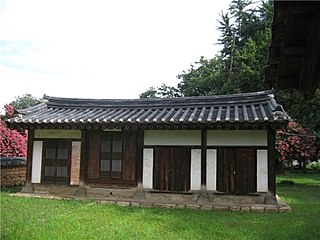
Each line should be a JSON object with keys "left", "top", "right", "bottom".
{"left": 8, "top": 90, "right": 290, "bottom": 127}
{"left": 0, "top": 157, "right": 26, "bottom": 167}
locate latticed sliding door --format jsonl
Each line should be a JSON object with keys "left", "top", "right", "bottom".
{"left": 43, "top": 141, "right": 71, "bottom": 184}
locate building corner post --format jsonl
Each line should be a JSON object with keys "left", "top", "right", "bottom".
{"left": 21, "top": 129, "right": 34, "bottom": 193}
{"left": 75, "top": 129, "right": 87, "bottom": 196}
{"left": 267, "top": 127, "right": 277, "bottom": 204}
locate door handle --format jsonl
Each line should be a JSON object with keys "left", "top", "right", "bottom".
{"left": 168, "top": 170, "right": 172, "bottom": 173}
{"left": 233, "top": 171, "right": 236, "bottom": 175}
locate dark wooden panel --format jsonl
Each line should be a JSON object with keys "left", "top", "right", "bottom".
{"left": 153, "top": 147, "right": 171, "bottom": 191}
{"left": 153, "top": 147, "right": 190, "bottom": 192}
{"left": 80, "top": 129, "right": 87, "bottom": 185}
{"left": 236, "top": 148, "right": 256, "bottom": 193}
{"left": 136, "top": 130, "right": 144, "bottom": 185}
{"left": 217, "top": 148, "right": 225, "bottom": 192}
{"left": 122, "top": 131, "right": 137, "bottom": 181}
{"left": 87, "top": 131, "right": 101, "bottom": 179}
{"left": 171, "top": 148, "right": 190, "bottom": 192}
{"left": 225, "top": 148, "right": 236, "bottom": 193}
{"left": 25, "top": 129, "right": 34, "bottom": 185}
{"left": 201, "top": 129, "right": 207, "bottom": 186}
{"left": 268, "top": 128, "right": 276, "bottom": 196}
{"left": 218, "top": 147, "right": 256, "bottom": 194}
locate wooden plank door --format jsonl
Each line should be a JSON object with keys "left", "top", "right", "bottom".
{"left": 235, "top": 148, "right": 256, "bottom": 193}
{"left": 217, "top": 148, "right": 256, "bottom": 193}
{"left": 217, "top": 148, "right": 236, "bottom": 193}
{"left": 43, "top": 141, "right": 71, "bottom": 184}
{"left": 153, "top": 147, "right": 190, "bottom": 192}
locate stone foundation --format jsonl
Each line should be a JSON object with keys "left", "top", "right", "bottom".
{"left": 1, "top": 166, "right": 26, "bottom": 187}
{"left": 10, "top": 192, "right": 292, "bottom": 213}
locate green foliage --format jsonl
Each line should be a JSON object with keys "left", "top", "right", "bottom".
{"left": 9, "top": 94, "right": 42, "bottom": 110}
{"left": 141, "top": 0, "right": 274, "bottom": 98}
{"left": 276, "top": 89, "right": 320, "bottom": 130}
{"left": 140, "top": 84, "right": 181, "bottom": 99}
{"left": 139, "top": 87, "right": 158, "bottom": 98}
{"left": 177, "top": 57, "right": 224, "bottom": 96}
{"left": 139, "top": 0, "right": 319, "bottom": 134}
{"left": 306, "top": 161, "right": 320, "bottom": 171}
{"left": 1, "top": 173, "right": 320, "bottom": 239}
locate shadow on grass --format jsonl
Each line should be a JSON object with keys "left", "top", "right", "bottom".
{"left": 2, "top": 173, "right": 320, "bottom": 239}
{"left": 0, "top": 186, "right": 22, "bottom": 193}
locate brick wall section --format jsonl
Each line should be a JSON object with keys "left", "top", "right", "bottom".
{"left": 70, "top": 142, "right": 81, "bottom": 185}
{"left": 1, "top": 166, "right": 26, "bottom": 187}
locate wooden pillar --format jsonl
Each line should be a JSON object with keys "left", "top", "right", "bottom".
{"left": 136, "top": 129, "right": 144, "bottom": 191}
{"left": 267, "top": 127, "right": 276, "bottom": 197}
{"left": 75, "top": 129, "right": 87, "bottom": 196}
{"left": 21, "top": 129, "right": 34, "bottom": 193}
{"left": 201, "top": 129, "right": 207, "bottom": 193}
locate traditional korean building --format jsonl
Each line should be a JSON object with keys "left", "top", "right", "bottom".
{"left": 7, "top": 90, "right": 290, "bottom": 204}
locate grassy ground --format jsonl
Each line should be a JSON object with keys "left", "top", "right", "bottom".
{"left": 1, "top": 173, "right": 320, "bottom": 240}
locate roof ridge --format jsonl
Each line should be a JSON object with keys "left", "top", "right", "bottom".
{"left": 43, "top": 90, "right": 274, "bottom": 109}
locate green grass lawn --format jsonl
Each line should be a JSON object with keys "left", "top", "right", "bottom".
{"left": 1, "top": 173, "right": 320, "bottom": 240}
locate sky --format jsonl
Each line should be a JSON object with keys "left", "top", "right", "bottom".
{"left": 0, "top": 0, "right": 231, "bottom": 110}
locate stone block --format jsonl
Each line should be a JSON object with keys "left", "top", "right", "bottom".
{"left": 164, "top": 204, "right": 176, "bottom": 209}
{"left": 265, "top": 207, "right": 279, "bottom": 213}
{"left": 116, "top": 201, "right": 130, "bottom": 207}
{"left": 229, "top": 206, "right": 241, "bottom": 211}
{"left": 251, "top": 206, "right": 265, "bottom": 213}
{"left": 176, "top": 204, "right": 186, "bottom": 209}
{"left": 240, "top": 206, "right": 251, "bottom": 212}
{"left": 186, "top": 204, "right": 200, "bottom": 210}
{"left": 200, "top": 205, "right": 213, "bottom": 210}
{"left": 140, "top": 202, "right": 153, "bottom": 208}
{"left": 101, "top": 200, "right": 116, "bottom": 205}
{"left": 279, "top": 206, "right": 292, "bottom": 213}
{"left": 131, "top": 202, "right": 141, "bottom": 207}
{"left": 153, "top": 203, "right": 166, "bottom": 208}
{"left": 213, "top": 205, "right": 229, "bottom": 211}
{"left": 133, "top": 192, "right": 146, "bottom": 200}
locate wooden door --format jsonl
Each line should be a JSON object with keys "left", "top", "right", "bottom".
{"left": 43, "top": 141, "right": 71, "bottom": 184}
{"left": 217, "top": 148, "right": 256, "bottom": 193}
{"left": 153, "top": 147, "right": 190, "bottom": 192}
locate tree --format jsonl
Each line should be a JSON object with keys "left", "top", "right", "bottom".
{"left": 138, "top": 0, "right": 319, "bottom": 135}
{"left": 177, "top": 57, "right": 224, "bottom": 96}
{"left": 140, "top": 84, "right": 181, "bottom": 99}
{"left": 9, "top": 93, "right": 42, "bottom": 110}
{"left": 276, "top": 89, "right": 320, "bottom": 131}
{"left": 139, "top": 87, "right": 158, "bottom": 98}
{"left": 276, "top": 121, "right": 317, "bottom": 171}
{"left": 140, "top": 0, "right": 273, "bottom": 97}
{"left": 0, "top": 105, "right": 27, "bottom": 157}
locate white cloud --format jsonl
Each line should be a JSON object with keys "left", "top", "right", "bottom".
{"left": 0, "top": 0, "right": 229, "bottom": 109}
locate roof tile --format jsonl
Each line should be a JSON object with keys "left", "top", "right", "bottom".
{"left": 8, "top": 90, "right": 290, "bottom": 127}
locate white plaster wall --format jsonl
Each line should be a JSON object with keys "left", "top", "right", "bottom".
{"left": 142, "top": 148, "right": 154, "bottom": 189}
{"left": 34, "top": 130, "right": 81, "bottom": 139}
{"left": 144, "top": 130, "right": 201, "bottom": 146}
{"left": 206, "top": 149, "right": 217, "bottom": 191}
{"left": 190, "top": 149, "right": 201, "bottom": 190}
{"left": 207, "top": 130, "right": 267, "bottom": 146}
{"left": 31, "top": 141, "right": 43, "bottom": 183}
{"left": 257, "top": 150, "right": 268, "bottom": 192}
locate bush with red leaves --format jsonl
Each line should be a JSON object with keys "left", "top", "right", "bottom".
{"left": 0, "top": 105, "right": 27, "bottom": 157}
{"left": 276, "top": 121, "right": 317, "bottom": 168}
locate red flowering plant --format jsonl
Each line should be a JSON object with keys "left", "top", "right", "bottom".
{"left": 276, "top": 121, "right": 317, "bottom": 170}
{"left": 0, "top": 104, "right": 27, "bottom": 157}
